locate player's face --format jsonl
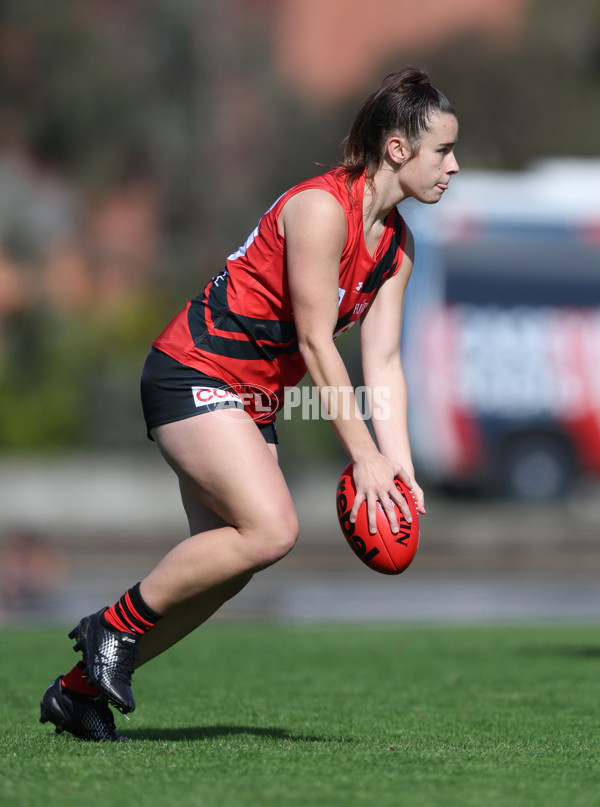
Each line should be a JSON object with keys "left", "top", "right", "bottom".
{"left": 399, "top": 112, "right": 459, "bottom": 204}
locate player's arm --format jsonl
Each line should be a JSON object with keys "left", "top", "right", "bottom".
{"left": 360, "top": 225, "right": 426, "bottom": 514}
{"left": 280, "top": 189, "right": 413, "bottom": 533}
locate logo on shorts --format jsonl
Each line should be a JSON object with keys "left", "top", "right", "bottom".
{"left": 191, "top": 383, "right": 279, "bottom": 422}
{"left": 191, "top": 387, "right": 243, "bottom": 408}
{"left": 228, "top": 384, "right": 278, "bottom": 421}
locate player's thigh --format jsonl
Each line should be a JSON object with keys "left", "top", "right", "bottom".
{"left": 179, "top": 441, "right": 279, "bottom": 536}
{"left": 152, "top": 409, "right": 296, "bottom": 535}
{"left": 178, "top": 480, "right": 226, "bottom": 535}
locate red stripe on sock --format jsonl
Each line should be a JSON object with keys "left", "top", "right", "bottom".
{"left": 103, "top": 607, "right": 133, "bottom": 634}
{"left": 124, "top": 591, "right": 155, "bottom": 629}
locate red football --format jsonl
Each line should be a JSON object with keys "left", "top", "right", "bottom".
{"left": 336, "top": 462, "right": 420, "bottom": 575}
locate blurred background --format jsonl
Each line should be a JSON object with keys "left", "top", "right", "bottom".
{"left": 1, "top": 0, "right": 599, "bottom": 625}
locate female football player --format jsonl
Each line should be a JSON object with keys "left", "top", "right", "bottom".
{"left": 40, "top": 66, "right": 458, "bottom": 741}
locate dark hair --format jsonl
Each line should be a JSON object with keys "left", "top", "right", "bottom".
{"left": 343, "top": 67, "right": 456, "bottom": 186}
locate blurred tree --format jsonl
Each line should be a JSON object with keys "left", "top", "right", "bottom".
{"left": 375, "top": 0, "right": 600, "bottom": 169}
{"left": 1, "top": 0, "right": 142, "bottom": 187}
{"left": 0, "top": 292, "right": 170, "bottom": 449}
{"left": 0, "top": 0, "right": 598, "bottom": 456}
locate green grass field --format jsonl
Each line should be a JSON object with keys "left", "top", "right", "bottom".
{"left": 1, "top": 622, "right": 599, "bottom": 807}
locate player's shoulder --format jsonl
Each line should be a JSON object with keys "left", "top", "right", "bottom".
{"left": 284, "top": 169, "right": 350, "bottom": 211}
{"left": 283, "top": 186, "right": 345, "bottom": 216}
{"left": 279, "top": 185, "right": 347, "bottom": 242}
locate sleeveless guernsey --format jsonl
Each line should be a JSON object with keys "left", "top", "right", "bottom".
{"left": 152, "top": 169, "right": 407, "bottom": 421}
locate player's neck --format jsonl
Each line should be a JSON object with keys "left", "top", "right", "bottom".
{"left": 364, "top": 167, "right": 405, "bottom": 225}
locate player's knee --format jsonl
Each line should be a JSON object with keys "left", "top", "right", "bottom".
{"left": 243, "top": 505, "right": 299, "bottom": 569}
{"left": 259, "top": 511, "right": 299, "bottom": 566}
{"left": 269, "top": 510, "right": 300, "bottom": 563}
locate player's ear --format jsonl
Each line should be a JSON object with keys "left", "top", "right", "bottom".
{"left": 386, "top": 135, "right": 411, "bottom": 167}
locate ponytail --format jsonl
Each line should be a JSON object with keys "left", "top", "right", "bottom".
{"left": 343, "top": 67, "right": 455, "bottom": 186}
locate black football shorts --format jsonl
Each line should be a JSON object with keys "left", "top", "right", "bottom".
{"left": 140, "top": 348, "right": 278, "bottom": 444}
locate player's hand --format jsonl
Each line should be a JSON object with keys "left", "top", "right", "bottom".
{"left": 403, "top": 475, "right": 426, "bottom": 516}
{"left": 349, "top": 454, "right": 413, "bottom": 535}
